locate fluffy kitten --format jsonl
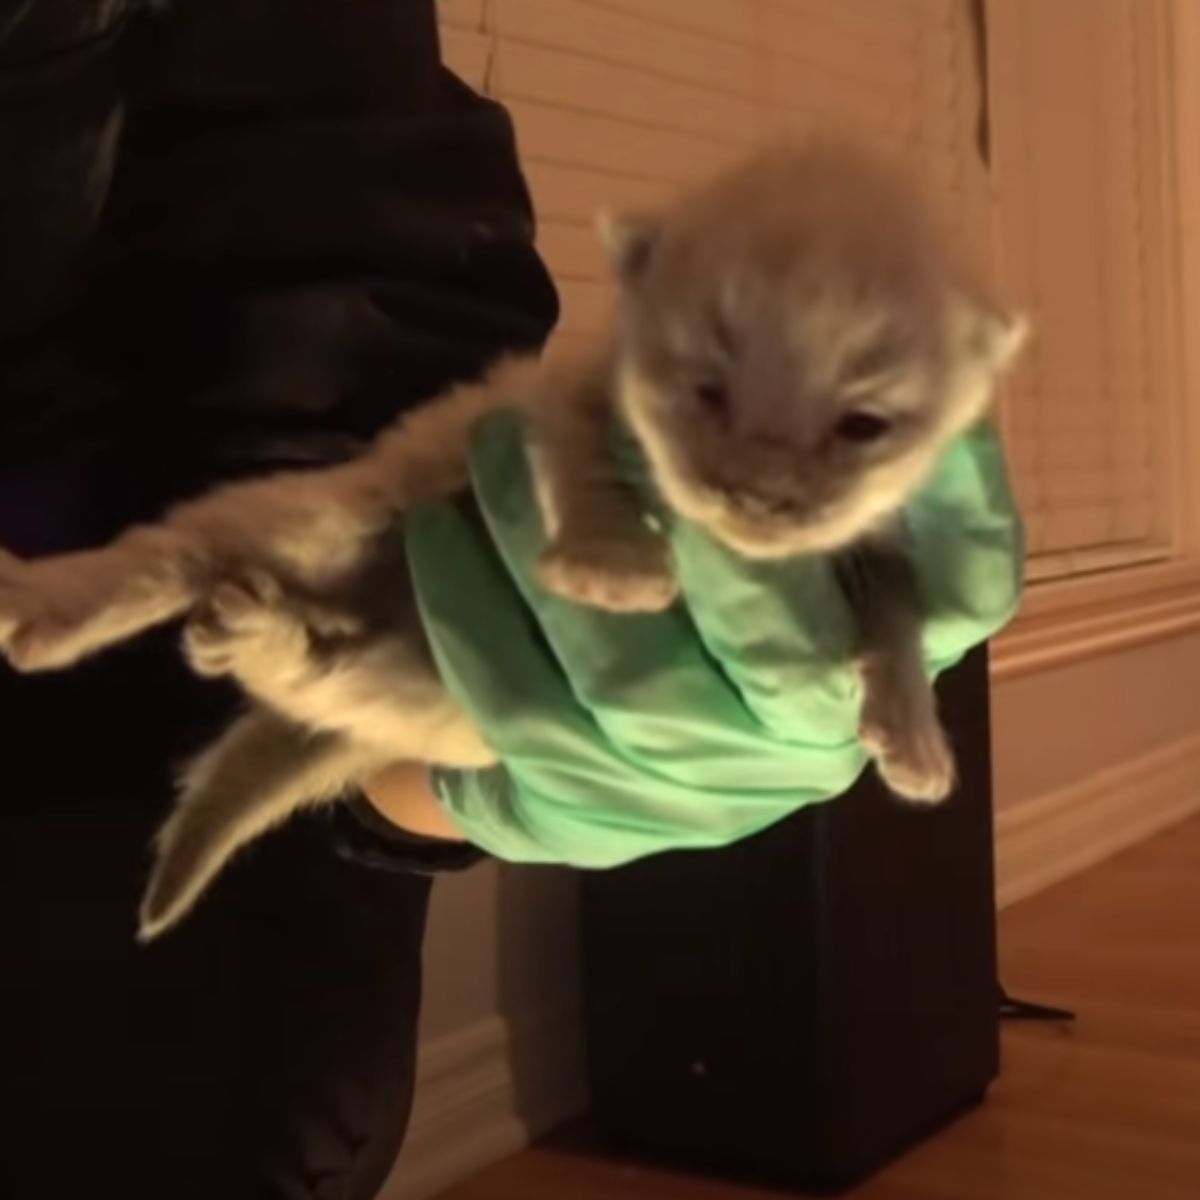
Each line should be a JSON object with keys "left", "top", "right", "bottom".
{"left": 0, "top": 142, "right": 1025, "bottom": 940}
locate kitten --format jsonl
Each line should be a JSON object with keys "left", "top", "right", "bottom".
{"left": 0, "top": 141, "right": 1025, "bottom": 940}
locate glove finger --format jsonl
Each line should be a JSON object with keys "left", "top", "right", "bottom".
{"left": 667, "top": 518, "right": 863, "bottom": 745}
{"left": 907, "top": 423, "right": 1025, "bottom": 671}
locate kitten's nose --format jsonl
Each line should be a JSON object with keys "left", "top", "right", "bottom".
{"left": 741, "top": 434, "right": 799, "bottom": 477}
{"left": 741, "top": 430, "right": 794, "bottom": 462}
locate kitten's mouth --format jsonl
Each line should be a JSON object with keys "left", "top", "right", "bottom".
{"left": 652, "top": 459, "right": 882, "bottom": 558}
{"left": 711, "top": 500, "right": 878, "bottom": 559}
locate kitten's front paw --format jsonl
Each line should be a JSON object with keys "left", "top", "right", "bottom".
{"left": 860, "top": 703, "right": 957, "bottom": 806}
{"left": 183, "top": 570, "right": 307, "bottom": 679}
{"left": 538, "top": 532, "right": 678, "bottom": 613}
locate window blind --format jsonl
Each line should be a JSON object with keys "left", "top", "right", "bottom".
{"left": 438, "top": 0, "right": 986, "bottom": 349}
{"left": 441, "top": 1, "right": 1189, "bottom": 588}
{"left": 986, "top": 0, "right": 1178, "bottom": 581}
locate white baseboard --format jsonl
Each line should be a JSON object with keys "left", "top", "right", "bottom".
{"left": 380, "top": 1006, "right": 587, "bottom": 1200}
{"left": 995, "top": 728, "right": 1200, "bottom": 908}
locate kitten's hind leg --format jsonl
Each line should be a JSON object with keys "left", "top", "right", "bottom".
{"left": 139, "top": 708, "right": 378, "bottom": 942}
{"left": 0, "top": 527, "right": 205, "bottom": 671}
{"left": 181, "top": 568, "right": 367, "bottom": 718}
{"left": 182, "top": 569, "right": 328, "bottom": 681}
{"left": 182, "top": 566, "right": 496, "bottom": 769}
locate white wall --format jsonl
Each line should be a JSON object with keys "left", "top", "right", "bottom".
{"left": 380, "top": 862, "right": 586, "bottom": 1200}
{"left": 993, "top": 630, "right": 1200, "bottom": 811}
{"left": 420, "top": 862, "right": 581, "bottom": 1043}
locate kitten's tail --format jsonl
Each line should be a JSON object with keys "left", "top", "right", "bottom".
{"left": 138, "top": 708, "right": 374, "bottom": 942}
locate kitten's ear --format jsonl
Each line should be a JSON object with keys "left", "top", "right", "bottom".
{"left": 597, "top": 211, "right": 661, "bottom": 282}
{"left": 951, "top": 293, "right": 1029, "bottom": 375}
{"left": 977, "top": 307, "right": 1029, "bottom": 373}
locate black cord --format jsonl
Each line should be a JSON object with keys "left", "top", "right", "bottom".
{"left": 997, "top": 982, "right": 1076, "bottom": 1024}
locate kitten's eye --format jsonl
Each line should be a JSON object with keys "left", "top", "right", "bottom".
{"left": 695, "top": 382, "right": 730, "bottom": 417}
{"left": 836, "top": 411, "right": 891, "bottom": 443}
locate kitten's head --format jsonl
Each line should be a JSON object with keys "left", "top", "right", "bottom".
{"left": 604, "top": 141, "right": 1026, "bottom": 557}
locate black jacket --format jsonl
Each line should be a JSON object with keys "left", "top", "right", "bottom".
{"left": 0, "top": 1, "right": 558, "bottom": 820}
{"left": 1, "top": 6, "right": 555, "bottom": 1196}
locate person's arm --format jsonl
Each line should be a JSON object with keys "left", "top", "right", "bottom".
{"left": 333, "top": 766, "right": 485, "bottom": 876}
{"left": 361, "top": 761, "right": 466, "bottom": 842}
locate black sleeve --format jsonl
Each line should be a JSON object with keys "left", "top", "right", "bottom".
{"left": 333, "top": 794, "right": 489, "bottom": 875}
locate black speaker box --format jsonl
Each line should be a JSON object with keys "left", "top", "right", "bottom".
{"left": 581, "top": 647, "right": 998, "bottom": 1193}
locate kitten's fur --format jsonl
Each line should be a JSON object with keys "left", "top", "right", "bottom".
{"left": 0, "top": 142, "right": 1025, "bottom": 940}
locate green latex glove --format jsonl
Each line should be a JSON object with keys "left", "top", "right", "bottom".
{"left": 404, "top": 413, "right": 1023, "bottom": 867}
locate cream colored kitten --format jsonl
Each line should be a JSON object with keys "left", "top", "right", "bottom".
{"left": 0, "top": 142, "right": 1025, "bottom": 940}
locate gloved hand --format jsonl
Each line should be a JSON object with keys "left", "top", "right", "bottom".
{"left": 403, "top": 412, "right": 1023, "bottom": 867}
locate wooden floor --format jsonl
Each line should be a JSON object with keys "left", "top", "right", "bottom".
{"left": 438, "top": 815, "right": 1200, "bottom": 1200}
